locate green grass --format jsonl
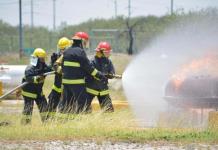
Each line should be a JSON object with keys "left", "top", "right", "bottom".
{"left": 0, "top": 110, "right": 218, "bottom": 143}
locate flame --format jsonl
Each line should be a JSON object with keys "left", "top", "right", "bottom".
{"left": 172, "top": 53, "right": 218, "bottom": 90}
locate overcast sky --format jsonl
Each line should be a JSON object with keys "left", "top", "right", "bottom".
{"left": 0, "top": 0, "right": 218, "bottom": 29}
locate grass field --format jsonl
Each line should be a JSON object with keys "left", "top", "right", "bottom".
{"left": 0, "top": 110, "right": 218, "bottom": 143}
{"left": 1, "top": 53, "right": 218, "bottom": 143}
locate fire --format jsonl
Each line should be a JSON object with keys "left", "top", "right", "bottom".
{"left": 172, "top": 53, "right": 218, "bottom": 90}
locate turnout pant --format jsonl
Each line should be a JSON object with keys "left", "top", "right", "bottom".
{"left": 58, "top": 84, "right": 91, "bottom": 114}
{"left": 48, "top": 89, "right": 61, "bottom": 112}
{"left": 86, "top": 94, "right": 114, "bottom": 112}
{"left": 21, "top": 95, "right": 48, "bottom": 124}
{"left": 48, "top": 73, "right": 62, "bottom": 113}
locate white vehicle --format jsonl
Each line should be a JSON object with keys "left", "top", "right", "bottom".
{"left": 0, "top": 65, "right": 26, "bottom": 95}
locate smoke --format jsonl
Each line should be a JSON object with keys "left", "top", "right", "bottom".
{"left": 122, "top": 14, "right": 218, "bottom": 127}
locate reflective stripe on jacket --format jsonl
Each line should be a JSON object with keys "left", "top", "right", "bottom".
{"left": 62, "top": 46, "right": 99, "bottom": 85}
{"left": 86, "top": 56, "right": 115, "bottom": 91}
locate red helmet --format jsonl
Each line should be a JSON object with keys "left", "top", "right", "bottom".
{"left": 72, "top": 32, "right": 89, "bottom": 41}
{"left": 95, "top": 41, "right": 112, "bottom": 53}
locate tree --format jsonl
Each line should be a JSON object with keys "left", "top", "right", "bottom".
{"left": 125, "top": 17, "right": 145, "bottom": 55}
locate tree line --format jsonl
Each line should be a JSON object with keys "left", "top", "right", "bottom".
{"left": 0, "top": 8, "right": 217, "bottom": 56}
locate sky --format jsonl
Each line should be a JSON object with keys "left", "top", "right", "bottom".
{"left": 0, "top": 0, "right": 218, "bottom": 29}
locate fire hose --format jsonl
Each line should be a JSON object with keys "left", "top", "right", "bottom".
{"left": 105, "top": 73, "right": 122, "bottom": 79}
{"left": 111, "top": 74, "right": 122, "bottom": 79}
{"left": 0, "top": 71, "right": 55, "bottom": 100}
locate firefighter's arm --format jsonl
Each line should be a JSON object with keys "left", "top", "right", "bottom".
{"left": 25, "top": 66, "right": 45, "bottom": 83}
{"left": 25, "top": 66, "right": 36, "bottom": 83}
{"left": 55, "top": 55, "right": 63, "bottom": 65}
{"left": 105, "top": 60, "right": 116, "bottom": 79}
{"left": 50, "top": 52, "right": 58, "bottom": 67}
{"left": 53, "top": 55, "right": 63, "bottom": 74}
{"left": 80, "top": 51, "right": 107, "bottom": 81}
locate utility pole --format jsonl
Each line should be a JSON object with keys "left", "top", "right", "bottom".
{"left": 53, "top": 0, "right": 56, "bottom": 31}
{"left": 128, "top": 0, "right": 131, "bottom": 18}
{"left": 171, "top": 0, "right": 174, "bottom": 15}
{"left": 30, "top": 0, "right": 34, "bottom": 47}
{"left": 114, "top": 0, "right": 117, "bottom": 18}
{"left": 19, "top": 0, "right": 23, "bottom": 59}
{"left": 31, "top": 0, "right": 34, "bottom": 29}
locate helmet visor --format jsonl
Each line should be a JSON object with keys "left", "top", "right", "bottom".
{"left": 30, "top": 56, "right": 38, "bottom": 66}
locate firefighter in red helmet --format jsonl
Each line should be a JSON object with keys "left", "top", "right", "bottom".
{"left": 57, "top": 32, "right": 107, "bottom": 114}
{"left": 86, "top": 41, "right": 115, "bottom": 112}
{"left": 72, "top": 32, "right": 89, "bottom": 49}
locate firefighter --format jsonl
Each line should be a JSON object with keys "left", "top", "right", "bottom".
{"left": 21, "top": 48, "right": 52, "bottom": 125}
{"left": 86, "top": 41, "right": 115, "bottom": 112}
{"left": 47, "top": 37, "right": 71, "bottom": 114}
{"left": 58, "top": 31, "right": 107, "bottom": 114}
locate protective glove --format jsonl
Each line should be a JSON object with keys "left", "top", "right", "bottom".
{"left": 105, "top": 73, "right": 114, "bottom": 79}
{"left": 15, "top": 88, "right": 22, "bottom": 99}
{"left": 51, "top": 53, "right": 58, "bottom": 66}
{"left": 35, "top": 75, "right": 45, "bottom": 83}
{"left": 53, "top": 64, "right": 62, "bottom": 74}
{"left": 96, "top": 71, "right": 108, "bottom": 84}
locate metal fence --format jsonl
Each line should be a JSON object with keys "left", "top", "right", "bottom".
{"left": 0, "top": 30, "right": 150, "bottom": 55}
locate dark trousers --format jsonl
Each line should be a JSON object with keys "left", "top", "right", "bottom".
{"left": 48, "top": 90, "right": 61, "bottom": 112}
{"left": 87, "top": 94, "right": 114, "bottom": 112}
{"left": 22, "top": 95, "right": 48, "bottom": 124}
{"left": 58, "top": 84, "right": 91, "bottom": 114}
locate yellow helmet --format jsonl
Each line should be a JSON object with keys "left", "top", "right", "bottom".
{"left": 57, "top": 37, "right": 71, "bottom": 50}
{"left": 32, "top": 48, "right": 46, "bottom": 58}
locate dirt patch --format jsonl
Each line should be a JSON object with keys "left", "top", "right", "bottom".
{"left": 0, "top": 140, "right": 217, "bottom": 150}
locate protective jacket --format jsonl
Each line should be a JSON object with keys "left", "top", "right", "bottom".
{"left": 62, "top": 47, "right": 99, "bottom": 85}
{"left": 86, "top": 56, "right": 115, "bottom": 96}
{"left": 22, "top": 63, "right": 52, "bottom": 99}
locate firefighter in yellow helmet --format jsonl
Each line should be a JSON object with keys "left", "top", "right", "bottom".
{"left": 47, "top": 37, "right": 71, "bottom": 115}
{"left": 21, "top": 48, "right": 52, "bottom": 125}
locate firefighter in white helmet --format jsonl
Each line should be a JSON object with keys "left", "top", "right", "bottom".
{"left": 21, "top": 48, "right": 52, "bottom": 124}
{"left": 47, "top": 37, "right": 71, "bottom": 116}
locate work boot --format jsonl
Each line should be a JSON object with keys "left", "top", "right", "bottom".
{"left": 21, "top": 117, "right": 31, "bottom": 125}
{"left": 0, "top": 121, "right": 11, "bottom": 126}
{"left": 40, "top": 112, "right": 50, "bottom": 123}
{"left": 46, "top": 112, "right": 57, "bottom": 121}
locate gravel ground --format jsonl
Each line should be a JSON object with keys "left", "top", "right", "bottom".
{"left": 0, "top": 140, "right": 217, "bottom": 150}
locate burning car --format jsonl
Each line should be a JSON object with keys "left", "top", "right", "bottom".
{"left": 164, "top": 54, "right": 218, "bottom": 109}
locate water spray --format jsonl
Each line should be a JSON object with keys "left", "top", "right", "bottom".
{"left": 122, "top": 13, "right": 218, "bottom": 128}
